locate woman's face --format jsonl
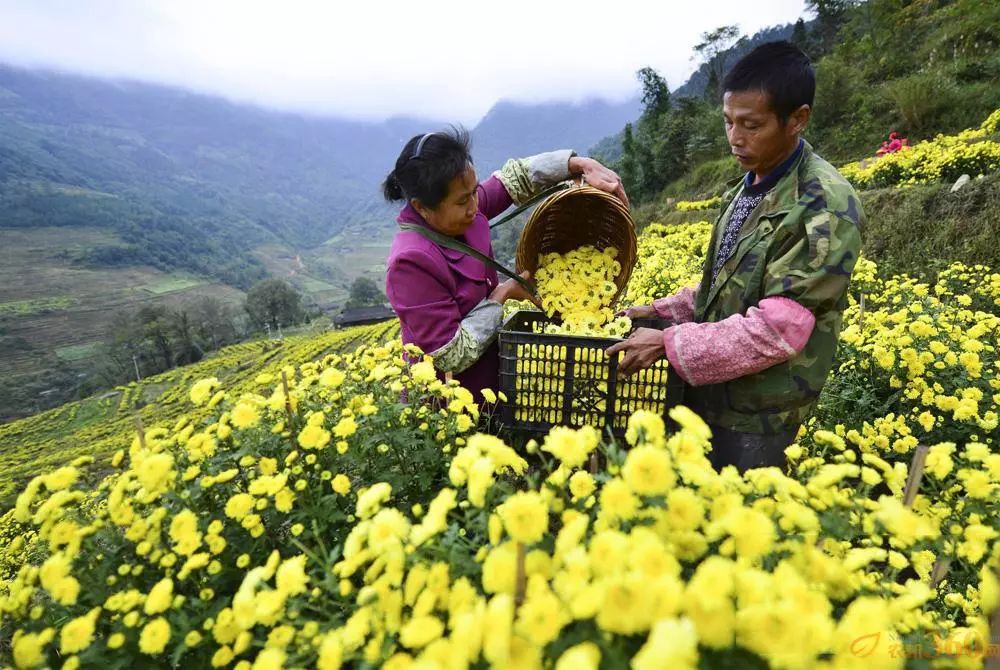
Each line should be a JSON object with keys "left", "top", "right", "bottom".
{"left": 414, "top": 165, "right": 479, "bottom": 237}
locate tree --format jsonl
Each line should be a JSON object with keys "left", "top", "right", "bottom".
{"left": 678, "top": 97, "right": 729, "bottom": 166}
{"left": 791, "top": 18, "right": 813, "bottom": 55}
{"left": 345, "top": 277, "right": 386, "bottom": 309}
{"left": 636, "top": 67, "right": 671, "bottom": 120}
{"left": 135, "top": 304, "right": 174, "bottom": 370}
{"left": 245, "top": 278, "right": 304, "bottom": 331}
{"left": 806, "top": 0, "right": 852, "bottom": 55}
{"left": 627, "top": 68, "right": 677, "bottom": 203}
{"left": 168, "top": 310, "right": 204, "bottom": 366}
{"left": 693, "top": 25, "right": 742, "bottom": 101}
{"left": 189, "top": 296, "right": 240, "bottom": 350}
{"left": 619, "top": 123, "right": 637, "bottom": 194}
{"left": 100, "top": 310, "right": 146, "bottom": 385}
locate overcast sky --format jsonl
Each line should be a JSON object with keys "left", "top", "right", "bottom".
{"left": 0, "top": 0, "right": 808, "bottom": 124}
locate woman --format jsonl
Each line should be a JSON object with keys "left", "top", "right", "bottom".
{"left": 383, "top": 127, "right": 627, "bottom": 401}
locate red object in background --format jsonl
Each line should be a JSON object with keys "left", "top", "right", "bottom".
{"left": 876, "top": 131, "right": 909, "bottom": 157}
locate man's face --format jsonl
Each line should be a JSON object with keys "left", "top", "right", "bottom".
{"left": 723, "top": 89, "right": 806, "bottom": 178}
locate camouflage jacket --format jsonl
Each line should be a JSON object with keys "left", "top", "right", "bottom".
{"left": 684, "top": 140, "right": 864, "bottom": 433}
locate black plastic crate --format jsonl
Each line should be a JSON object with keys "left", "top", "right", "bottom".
{"left": 497, "top": 310, "right": 684, "bottom": 437}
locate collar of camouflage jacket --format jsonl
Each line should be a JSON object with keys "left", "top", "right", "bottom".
{"left": 724, "top": 139, "right": 813, "bottom": 218}
{"left": 703, "top": 140, "right": 814, "bottom": 310}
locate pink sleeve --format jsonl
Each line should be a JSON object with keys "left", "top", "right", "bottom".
{"left": 652, "top": 285, "right": 698, "bottom": 324}
{"left": 476, "top": 176, "right": 514, "bottom": 220}
{"left": 663, "top": 296, "right": 815, "bottom": 386}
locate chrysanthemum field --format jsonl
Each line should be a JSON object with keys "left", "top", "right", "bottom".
{"left": 1, "top": 217, "right": 998, "bottom": 669}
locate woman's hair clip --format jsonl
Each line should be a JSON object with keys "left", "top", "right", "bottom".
{"left": 411, "top": 132, "right": 437, "bottom": 160}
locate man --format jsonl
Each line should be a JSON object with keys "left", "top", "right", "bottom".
{"left": 607, "top": 41, "right": 863, "bottom": 472}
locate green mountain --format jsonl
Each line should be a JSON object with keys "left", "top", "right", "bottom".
{"left": 589, "top": 22, "right": 798, "bottom": 165}
{"left": 0, "top": 65, "right": 450, "bottom": 286}
{"left": 0, "top": 65, "right": 642, "bottom": 286}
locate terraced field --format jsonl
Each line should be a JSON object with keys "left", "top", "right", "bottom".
{"left": 0, "top": 226, "right": 246, "bottom": 388}
{"left": 0, "top": 318, "right": 399, "bottom": 509}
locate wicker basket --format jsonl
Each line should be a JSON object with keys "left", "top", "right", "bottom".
{"left": 516, "top": 185, "right": 636, "bottom": 305}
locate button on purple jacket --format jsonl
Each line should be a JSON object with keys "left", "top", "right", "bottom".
{"left": 385, "top": 176, "right": 514, "bottom": 400}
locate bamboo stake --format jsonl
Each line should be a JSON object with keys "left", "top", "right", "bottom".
{"left": 858, "top": 291, "right": 866, "bottom": 332}
{"left": 902, "top": 444, "right": 929, "bottom": 508}
{"left": 133, "top": 414, "right": 146, "bottom": 450}
{"left": 281, "top": 370, "right": 295, "bottom": 424}
{"left": 900, "top": 444, "right": 952, "bottom": 590}
{"left": 514, "top": 542, "right": 527, "bottom": 608}
{"left": 929, "top": 559, "right": 951, "bottom": 589}
{"left": 988, "top": 567, "right": 1000, "bottom": 670}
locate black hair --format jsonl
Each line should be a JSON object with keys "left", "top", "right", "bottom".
{"left": 382, "top": 126, "right": 473, "bottom": 208}
{"left": 723, "top": 41, "right": 815, "bottom": 124}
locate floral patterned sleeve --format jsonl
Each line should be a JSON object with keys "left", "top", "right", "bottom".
{"left": 493, "top": 150, "right": 575, "bottom": 205}
{"left": 428, "top": 299, "right": 504, "bottom": 373}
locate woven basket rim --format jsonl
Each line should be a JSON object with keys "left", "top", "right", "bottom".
{"left": 516, "top": 185, "right": 636, "bottom": 309}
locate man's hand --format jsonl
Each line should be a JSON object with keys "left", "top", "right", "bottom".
{"left": 615, "top": 304, "right": 656, "bottom": 319}
{"left": 604, "top": 327, "right": 666, "bottom": 376}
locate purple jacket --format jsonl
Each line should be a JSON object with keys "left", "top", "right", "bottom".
{"left": 385, "top": 176, "right": 514, "bottom": 399}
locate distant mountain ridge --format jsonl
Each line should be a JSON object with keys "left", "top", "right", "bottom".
{"left": 471, "top": 97, "right": 642, "bottom": 174}
{"left": 0, "top": 64, "right": 641, "bottom": 287}
{"left": 672, "top": 24, "right": 797, "bottom": 99}
{"left": 0, "top": 20, "right": 801, "bottom": 293}
{"left": 0, "top": 65, "right": 445, "bottom": 283}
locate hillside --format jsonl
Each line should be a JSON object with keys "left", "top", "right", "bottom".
{"left": 0, "top": 318, "right": 399, "bottom": 509}
{"left": 0, "top": 225, "right": 248, "bottom": 416}
{"left": 657, "top": 179, "right": 1000, "bottom": 277}
{"left": 0, "top": 64, "right": 640, "bottom": 282}
{"left": 607, "top": 0, "right": 1000, "bottom": 219}
{"left": 0, "top": 66, "right": 422, "bottom": 271}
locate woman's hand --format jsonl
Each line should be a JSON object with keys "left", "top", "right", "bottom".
{"left": 615, "top": 304, "right": 657, "bottom": 319}
{"left": 491, "top": 271, "right": 543, "bottom": 309}
{"left": 569, "top": 156, "right": 629, "bottom": 208}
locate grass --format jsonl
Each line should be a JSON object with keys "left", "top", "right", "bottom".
{"left": 253, "top": 228, "right": 394, "bottom": 309}
{"left": 0, "top": 296, "right": 76, "bottom": 316}
{"left": 858, "top": 172, "right": 1000, "bottom": 277}
{"left": 137, "top": 277, "right": 204, "bottom": 294}
{"left": 54, "top": 342, "right": 102, "bottom": 362}
{"left": 294, "top": 275, "right": 340, "bottom": 294}
{"left": 0, "top": 226, "right": 246, "bottom": 420}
